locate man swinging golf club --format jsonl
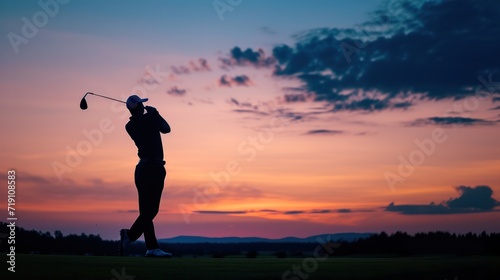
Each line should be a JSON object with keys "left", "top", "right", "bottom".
{"left": 120, "top": 95, "right": 172, "bottom": 257}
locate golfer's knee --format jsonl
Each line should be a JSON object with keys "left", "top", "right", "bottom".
{"left": 140, "top": 211, "right": 158, "bottom": 220}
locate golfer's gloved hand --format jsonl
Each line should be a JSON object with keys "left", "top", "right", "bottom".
{"left": 145, "top": 106, "right": 158, "bottom": 114}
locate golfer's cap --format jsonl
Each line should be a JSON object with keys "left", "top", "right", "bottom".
{"left": 126, "top": 95, "right": 148, "bottom": 109}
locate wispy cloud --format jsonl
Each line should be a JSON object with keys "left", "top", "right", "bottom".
{"left": 304, "top": 129, "right": 345, "bottom": 135}
{"left": 171, "top": 58, "right": 211, "bottom": 75}
{"left": 407, "top": 117, "right": 497, "bottom": 127}
{"left": 227, "top": 98, "right": 258, "bottom": 110}
{"left": 220, "top": 47, "right": 275, "bottom": 69}
{"left": 282, "top": 93, "right": 313, "bottom": 103}
{"left": 219, "top": 74, "right": 252, "bottom": 87}
{"left": 194, "top": 208, "right": 373, "bottom": 216}
{"left": 309, "top": 209, "right": 371, "bottom": 214}
{"left": 195, "top": 210, "right": 247, "bottom": 215}
{"left": 227, "top": 98, "right": 314, "bottom": 125}
{"left": 259, "top": 209, "right": 279, "bottom": 213}
{"left": 167, "top": 86, "right": 187, "bottom": 96}
{"left": 232, "top": 109, "right": 270, "bottom": 116}
{"left": 259, "top": 26, "right": 277, "bottom": 35}
{"left": 16, "top": 173, "right": 137, "bottom": 210}
{"left": 284, "top": 210, "right": 305, "bottom": 215}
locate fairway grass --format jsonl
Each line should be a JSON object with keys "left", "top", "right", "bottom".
{"left": 3, "top": 254, "right": 499, "bottom": 280}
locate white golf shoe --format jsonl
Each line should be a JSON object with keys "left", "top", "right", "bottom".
{"left": 145, "top": 248, "right": 172, "bottom": 258}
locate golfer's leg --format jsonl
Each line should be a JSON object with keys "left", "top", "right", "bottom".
{"left": 128, "top": 163, "right": 147, "bottom": 242}
{"left": 129, "top": 195, "right": 148, "bottom": 242}
{"left": 143, "top": 165, "right": 166, "bottom": 249}
{"left": 143, "top": 221, "right": 157, "bottom": 249}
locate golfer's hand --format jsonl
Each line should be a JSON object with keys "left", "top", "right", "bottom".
{"left": 145, "top": 106, "right": 158, "bottom": 114}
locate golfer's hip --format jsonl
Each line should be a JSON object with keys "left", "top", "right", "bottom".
{"left": 138, "top": 158, "right": 166, "bottom": 165}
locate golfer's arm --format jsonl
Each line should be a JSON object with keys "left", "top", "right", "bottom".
{"left": 156, "top": 114, "right": 171, "bottom": 134}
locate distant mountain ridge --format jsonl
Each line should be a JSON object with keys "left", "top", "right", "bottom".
{"left": 159, "top": 233, "right": 374, "bottom": 244}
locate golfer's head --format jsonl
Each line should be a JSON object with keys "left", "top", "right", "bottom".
{"left": 127, "top": 95, "right": 148, "bottom": 116}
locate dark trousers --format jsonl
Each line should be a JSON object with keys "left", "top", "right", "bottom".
{"left": 128, "top": 161, "right": 166, "bottom": 249}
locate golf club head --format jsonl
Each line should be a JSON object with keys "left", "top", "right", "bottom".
{"left": 80, "top": 97, "right": 88, "bottom": 110}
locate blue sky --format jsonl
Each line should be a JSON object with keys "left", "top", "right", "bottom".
{"left": 1, "top": 0, "right": 382, "bottom": 55}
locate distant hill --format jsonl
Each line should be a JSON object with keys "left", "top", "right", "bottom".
{"left": 3, "top": 221, "right": 498, "bottom": 257}
{"left": 158, "top": 233, "right": 374, "bottom": 244}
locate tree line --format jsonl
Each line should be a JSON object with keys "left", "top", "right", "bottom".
{"left": 1, "top": 222, "right": 499, "bottom": 257}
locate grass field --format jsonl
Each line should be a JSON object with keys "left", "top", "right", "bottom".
{"left": 2, "top": 254, "right": 499, "bottom": 280}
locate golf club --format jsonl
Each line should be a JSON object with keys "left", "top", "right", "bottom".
{"left": 80, "top": 92, "right": 126, "bottom": 110}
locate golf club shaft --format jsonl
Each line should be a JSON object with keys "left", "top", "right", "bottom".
{"left": 87, "top": 92, "right": 126, "bottom": 103}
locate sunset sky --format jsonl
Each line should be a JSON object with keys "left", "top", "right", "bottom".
{"left": 1, "top": 0, "right": 499, "bottom": 241}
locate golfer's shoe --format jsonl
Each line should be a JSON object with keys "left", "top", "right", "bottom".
{"left": 119, "top": 229, "right": 130, "bottom": 256}
{"left": 145, "top": 248, "right": 172, "bottom": 258}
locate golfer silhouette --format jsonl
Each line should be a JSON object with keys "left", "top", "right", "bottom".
{"left": 119, "top": 95, "right": 172, "bottom": 257}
